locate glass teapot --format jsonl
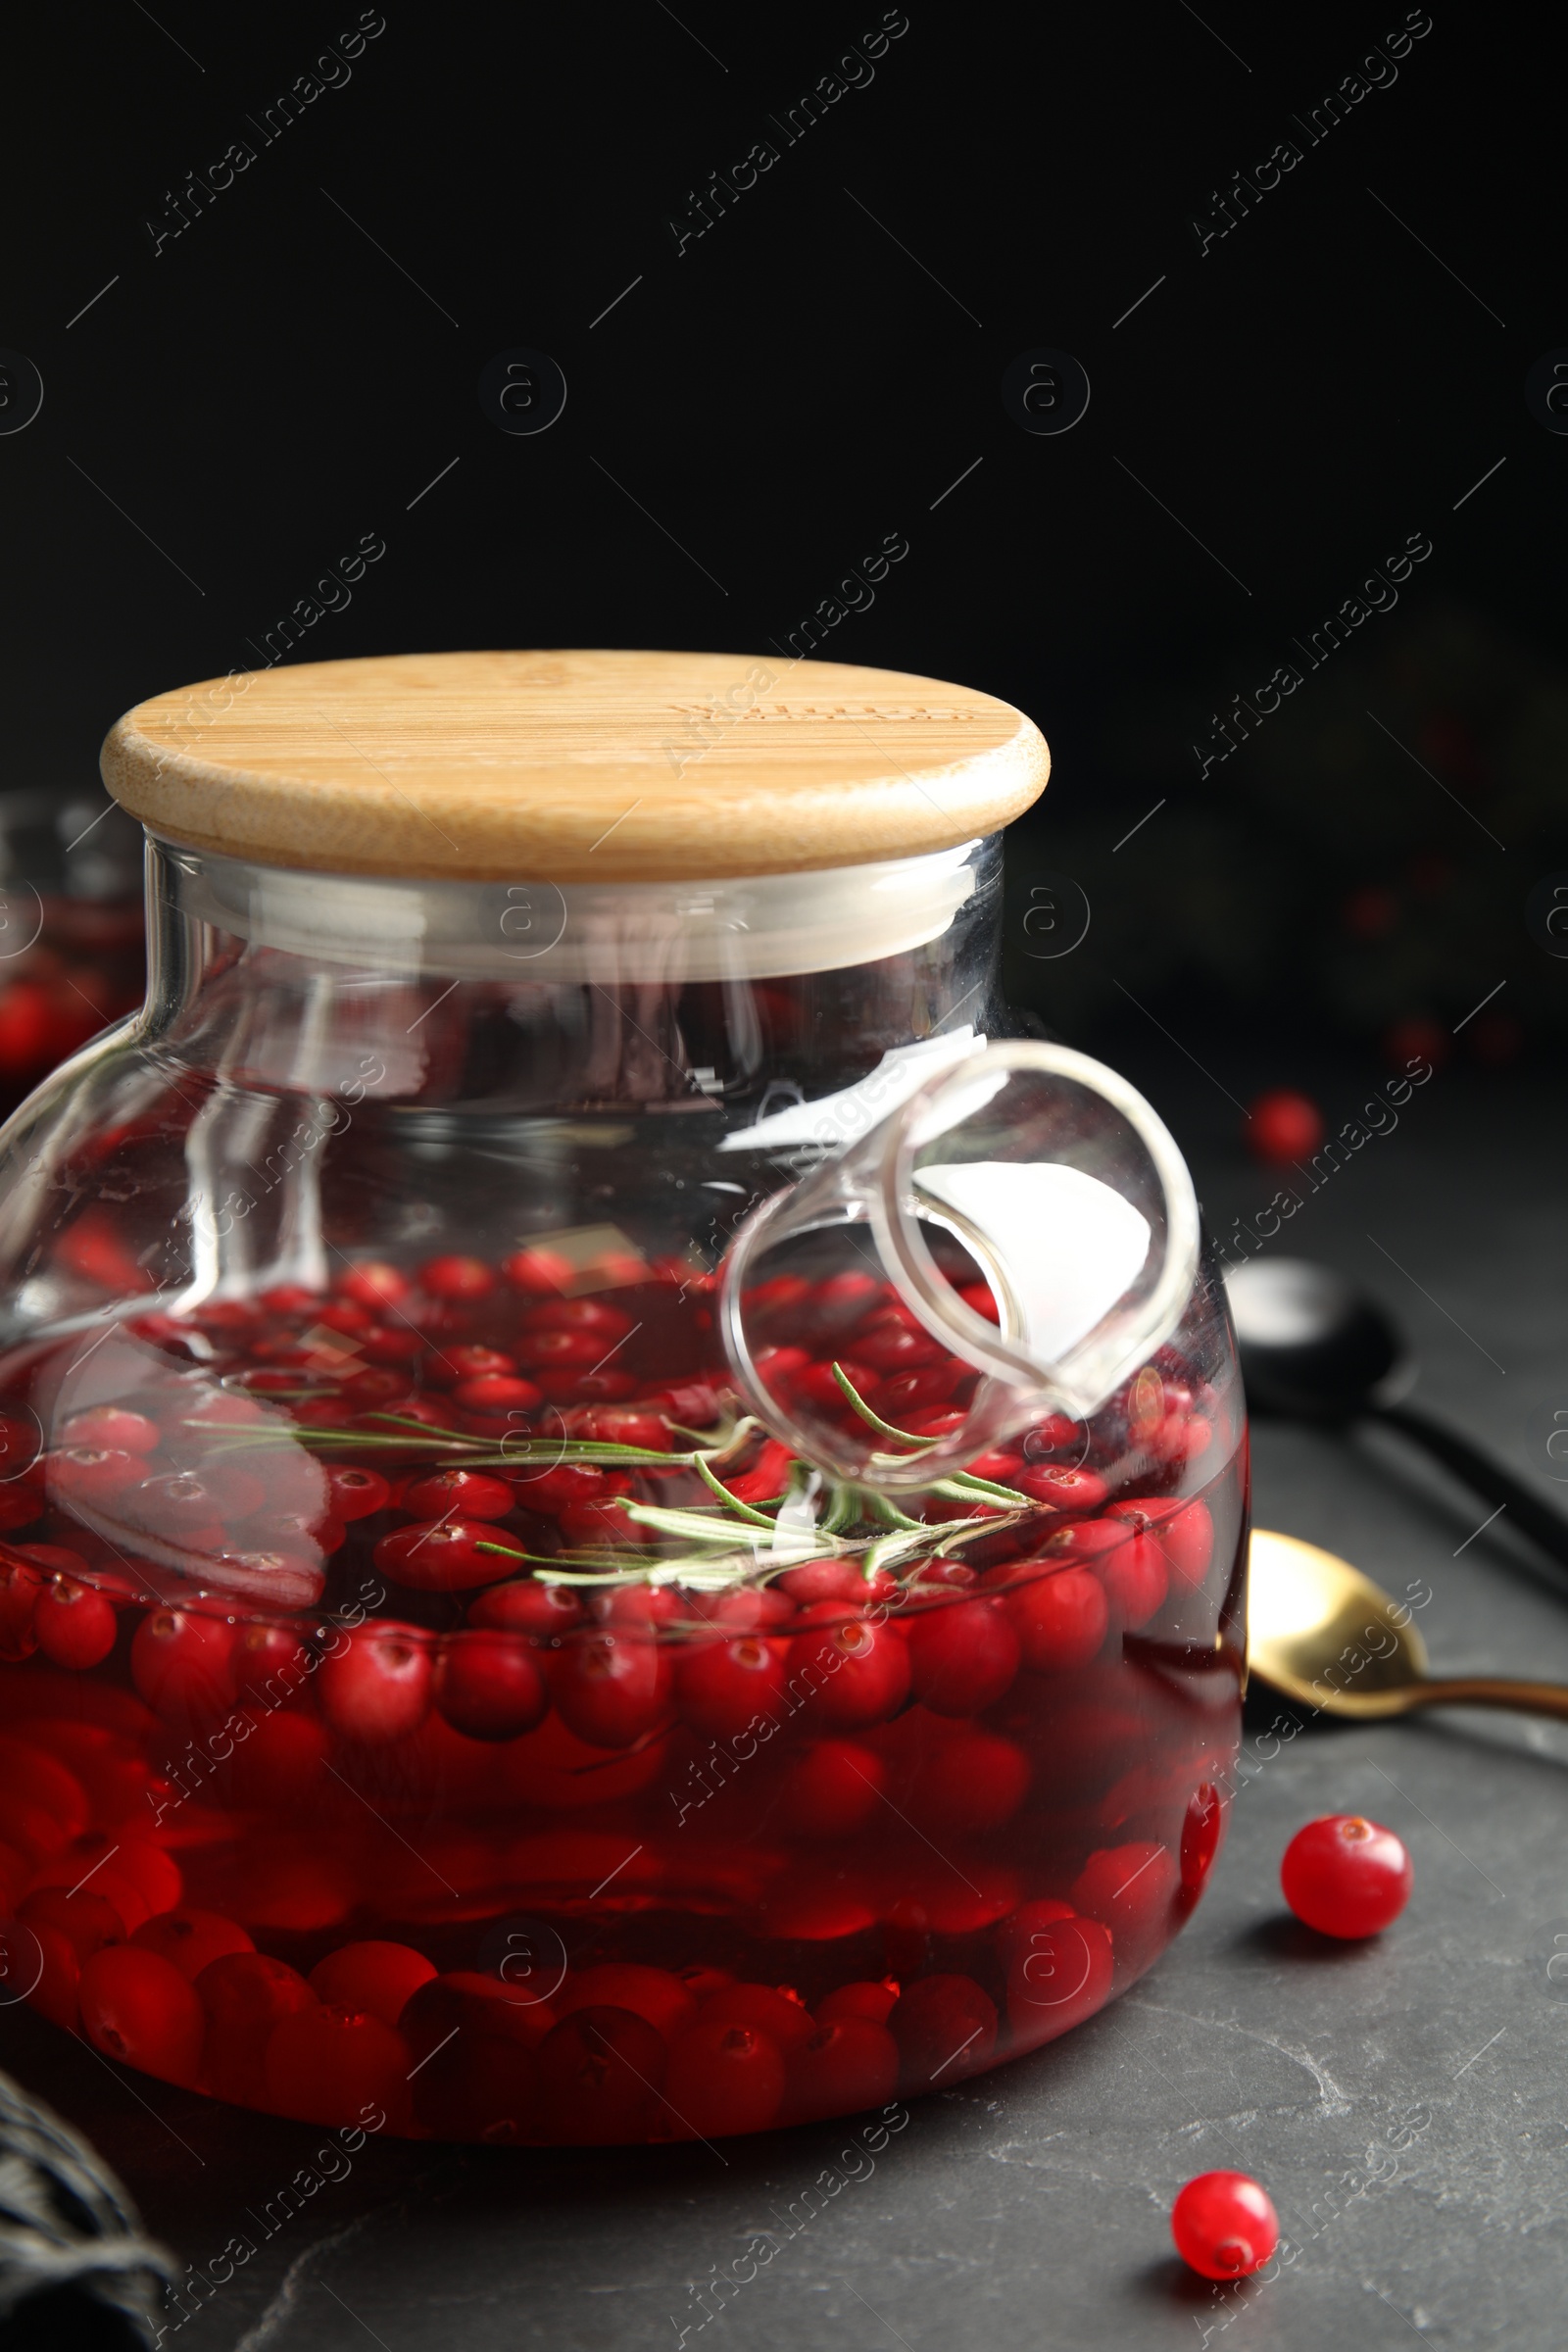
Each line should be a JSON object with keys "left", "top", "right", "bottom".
{"left": 0, "top": 651, "right": 1245, "bottom": 2146}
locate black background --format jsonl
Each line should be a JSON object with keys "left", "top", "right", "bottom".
{"left": 4, "top": 0, "right": 1563, "bottom": 1085}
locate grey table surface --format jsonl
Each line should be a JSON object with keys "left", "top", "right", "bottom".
{"left": 5, "top": 1051, "right": 1567, "bottom": 2352}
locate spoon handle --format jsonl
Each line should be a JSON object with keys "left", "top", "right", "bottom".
{"left": 1371, "top": 1398, "right": 1568, "bottom": 1574}
{"left": 1406, "top": 1675, "right": 1568, "bottom": 1720}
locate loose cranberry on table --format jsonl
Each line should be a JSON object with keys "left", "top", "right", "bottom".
{"left": 1281, "top": 1814, "right": 1412, "bottom": 1937}
{"left": 1171, "top": 2171, "right": 1280, "bottom": 2279}
{"left": 1246, "top": 1088, "right": 1325, "bottom": 1166}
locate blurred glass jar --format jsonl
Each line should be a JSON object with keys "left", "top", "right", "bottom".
{"left": 0, "top": 790, "right": 145, "bottom": 1113}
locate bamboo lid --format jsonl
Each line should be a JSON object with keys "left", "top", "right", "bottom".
{"left": 100, "top": 649, "right": 1049, "bottom": 883}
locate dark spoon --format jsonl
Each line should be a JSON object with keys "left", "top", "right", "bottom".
{"left": 1223, "top": 1256, "right": 1568, "bottom": 1575}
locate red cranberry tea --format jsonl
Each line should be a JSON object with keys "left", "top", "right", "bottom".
{"left": 0, "top": 1243, "right": 1244, "bottom": 2145}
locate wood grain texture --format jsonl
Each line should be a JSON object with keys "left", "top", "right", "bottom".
{"left": 100, "top": 648, "right": 1050, "bottom": 882}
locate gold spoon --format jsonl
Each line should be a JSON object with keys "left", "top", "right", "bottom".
{"left": 1248, "top": 1527, "right": 1568, "bottom": 1721}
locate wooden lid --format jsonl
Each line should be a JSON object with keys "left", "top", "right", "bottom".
{"left": 100, "top": 649, "right": 1049, "bottom": 883}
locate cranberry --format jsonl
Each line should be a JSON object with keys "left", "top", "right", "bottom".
{"left": 1005, "top": 1908, "right": 1114, "bottom": 2044}
{"left": 74, "top": 1834, "right": 181, "bottom": 1923}
{"left": 232, "top": 1620, "right": 312, "bottom": 1687}
{"left": 538, "top": 1368, "right": 640, "bottom": 1406}
{"left": 538, "top": 2005, "right": 666, "bottom": 2144}
{"left": 743, "top": 1274, "right": 813, "bottom": 1324}
{"left": 554, "top": 1964, "right": 697, "bottom": 2044}
{"left": 454, "top": 1374, "right": 545, "bottom": 1414}
{"left": 815, "top": 1979, "right": 900, "bottom": 2027}
{"left": 1012, "top": 1463, "right": 1107, "bottom": 1511}
{"left": 135, "top": 1465, "right": 265, "bottom": 1529}
{"left": 906, "top": 1598, "right": 1020, "bottom": 1717}
{"left": 754, "top": 1344, "right": 812, "bottom": 1393}
{"left": 265, "top": 2002, "right": 413, "bottom": 2130}
{"left": 359, "top": 1324, "right": 426, "bottom": 1366}
{"left": 774, "top": 1739, "right": 885, "bottom": 1838}
{"left": 1004, "top": 1563, "right": 1108, "bottom": 1672}
{"left": 502, "top": 1246, "right": 574, "bottom": 1294}
{"left": 309, "top": 1939, "right": 437, "bottom": 2027}
{"left": 418, "top": 1254, "right": 497, "bottom": 1301}
{"left": 665, "top": 2023, "right": 789, "bottom": 2139}
{"left": 516, "top": 1328, "right": 613, "bottom": 1374}
{"left": 47, "top": 1446, "right": 143, "bottom": 1507}
{"left": 511, "top": 1463, "right": 623, "bottom": 1517}
{"left": 552, "top": 1632, "right": 672, "bottom": 1749}
{"left": 594, "top": 1585, "right": 685, "bottom": 1629}
{"left": 318, "top": 1624, "right": 434, "bottom": 1744}
{"left": 904, "top": 1724, "right": 1031, "bottom": 1837}
{"left": 1280, "top": 1814, "right": 1412, "bottom": 1937}
{"left": 374, "top": 1517, "right": 515, "bottom": 1592}
{"left": 792, "top": 1612, "right": 910, "bottom": 1732}
{"left": 856, "top": 1321, "right": 948, "bottom": 1372}
{"left": 1180, "top": 1783, "right": 1226, "bottom": 1902}
{"left": 807, "top": 1270, "right": 885, "bottom": 1330}
{"left": 957, "top": 1279, "right": 1001, "bottom": 1322}
{"left": 1094, "top": 1519, "right": 1167, "bottom": 1629}
{"left": 788, "top": 2016, "right": 899, "bottom": 2121}
{"left": 427, "top": 1345, "right": 517, "bottom": 1386}
{"left": 525, "top": 1297, "right": 636, "bottom": 1340}
{"left": 0, "top": 1553, "right": 44, "bottom": 1659}
{"left": 78, "top": 1945, "right": 206, "bottom": 2084}
{"left": 323, "top": 1464, "right": 392, "bottom": 1521}
{"left": 130, "top": 1609, "right": 236, "bottom": 1720}
{"left": 337, "top": 1260, "right": 411, "bottom": 1307}
{"left": 317, "top": 1298, "right": 373, "bottom": 1335}
{"left": 468, "top": 1579, "right": 583, "bottom": 1638}
{"left": 197, "top": 1950, "right": 318, "bottom": 2104}
{"left": 1105, "top": 1494, "right": 1213, "bottom": 1586}
{"left": 789, "top": 1359, "right": 879, "bottom": 1412}
{"left": 696, "top": 1982, "right": 813, "bottom": 2054}
{"left": 566, "top": 1406, "right": 671, "bottom": 1451}
{"left": 400, "top": 1469, "right": 515, "bottom": 1522}
{"left": 1171, "top": 2171, "right": 1280, "bottom": 2279}
{"left": 876, "top": 1365, "right": 963, "bottom": 1414}
{"left": 1246, "top": 1087, "right": 1324, "bottom": 1166}
{"left": 60, "top": 1407, "right": 162, "bottom": 1454}
{"left": 962, "top": 1448, "right": 1024, "bottom": 1484}
{"left": 777, "top": 1559, "right": 871, "bottom": 1606}
{"left": 434, "top": 1631, "right": 549, "bottom": 1740}
{"left": 690, "top": 1586, "right": 795, "bottom": 1632}
{"left": 674, "top": 1633, "right": 788, "bottom": 1740}
{"left": 1070, "top": 1840, "right": 1178, "bottom": 1947}
{"left": 131, "top": 1908, "right": 255, "bottom": 1979}
{"left": 558, "top": 1498, "right": 636, "bottom": 1550}
{"left": 344, "top": 1367, "right": 416, "bottom": 1410}
{"left": 259, "top": 1282, "right": 322, "bottom": 1314}
{"left": 635, "top": 1380, "right": 718, "bottom": 1427}
{"left": 243, "top": 1509, "right": 344, "bottom": 1559}
{"left": 887, "top": 1975, "right": 998, "bottom": 2089}
{"left": 400, "top": 1971, "right": 557, "bottom": 2062}
{"left": 20, "top": 1886, "right": 127, "bottom": 1960}
{"left": 33, "top": 1577, "right": 119, "bottom": 1670}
